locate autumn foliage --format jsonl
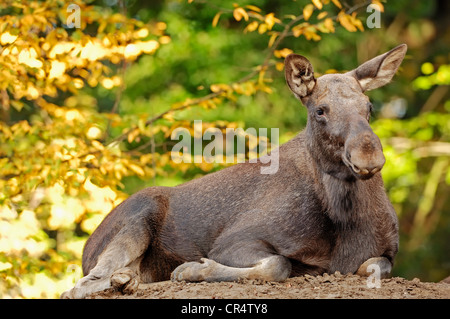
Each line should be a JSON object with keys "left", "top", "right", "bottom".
{"left": 1, "top": 0, "right": 449, "bottom": 298}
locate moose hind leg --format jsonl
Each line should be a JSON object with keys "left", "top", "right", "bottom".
{"left": 61, "top": 221, "right": 150, "bottom": 299}
{"left": 110, "top": 267, "right": 140, "bottom": 294}
{"left": 171, "top": 255, "right": 291, "bottom": 283}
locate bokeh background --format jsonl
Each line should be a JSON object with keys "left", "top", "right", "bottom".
{"left": 0, "top": 0, "right": 449, "bottom": 298}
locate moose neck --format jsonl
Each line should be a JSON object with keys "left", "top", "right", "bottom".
{"left": 319, "top": 173, "right": 369, "bottom": 226}
{"left": 305, "top": 128, "right": 369, "bottom": 225}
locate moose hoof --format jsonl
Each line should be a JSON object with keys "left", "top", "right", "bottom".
{"left": 110, "top": 267, "right": 139, "bottom": 294}
{"left": 171, "top": 258, "right": 217, "bottom": 282}
{"left": 356, "top": 257, "right": 392, "bottom": 279}
{"left": 60, "top": 288, "right": 76, "bottom": 299}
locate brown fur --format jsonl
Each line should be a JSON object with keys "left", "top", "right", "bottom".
{"left": 61, "top": 44, "right": 407, "bottom": 299}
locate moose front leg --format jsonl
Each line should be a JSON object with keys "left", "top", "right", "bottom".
{"left": 356, "top": 256, "right": 392, "bottom": 279}
{"left": 171, "top": 255, "right": 292, "bottom": 282}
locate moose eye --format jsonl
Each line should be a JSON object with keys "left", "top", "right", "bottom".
{"left": 314, "top": 104, "right": 329, "bottom": 121}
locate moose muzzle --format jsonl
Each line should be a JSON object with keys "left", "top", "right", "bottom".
{"left": 342, "top": 120, "right": 385, "bottom": 180}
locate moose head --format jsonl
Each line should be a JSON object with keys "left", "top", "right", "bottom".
{"left": 285, "top": 44, "right": 407, "bottom": 181}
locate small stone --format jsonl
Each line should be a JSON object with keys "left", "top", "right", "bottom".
{"left": 322, "top": 273, "right": 332, "bottom": 283}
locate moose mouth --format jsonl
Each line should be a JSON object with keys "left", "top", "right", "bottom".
{"left": 341, "top": 152, "right": 382, "bottom": 180}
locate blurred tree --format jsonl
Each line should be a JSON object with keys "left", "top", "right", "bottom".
{"left": 0, "top": 0, "right": 448, "bottom": 298}
{"left": 0, "top": 0, "right": 173, "bottom": 297}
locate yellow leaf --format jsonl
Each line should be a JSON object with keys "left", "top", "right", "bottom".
{"left": 317, "top": 11, "right": 328, "bottom": 19}
{"left": 274, "top": 48, "right": 293, "bottom": 58}
{"left": 26, "top": 84, "right": 40, "bottom": 100}
{"left": 260, "top": 85, "right": 273, "bottom": 94}
{"left": 249, "top": 12, "right": 265, "bottom": 21}
{"left": 128, "top": 163, "right": 145, "bottom": 176}
{"left": 324, "top": 18, "right": 335, "bottom": 32}
{"left": 311, "top": 0, "right": 323, "bottom": 10}
{"left": 353, "top": 17, "right": 364, "bottom": 31}
{"left": 101, "top": 78, "right": 115, "bottom": 89}
{"left": 138, "top": 40, "right": 159, "bottom": 54}
{"left": 18, "top": 48, "right": 43, "bottom": 68}
{"left": 124, "top": 43, "right": 140, "bottom": 59}
{"left": 163, "top": 112, "right": 174, "bottom": 121}
{"left": 291, "top": 22, "right": 309, "bottom": 37}
{"left": 91, "top": 140, "right": 105, "bottom": 151}
{"left": 268, "top": 32, "right": 278, "bottom": 47}
{"left": 292, "top": 26, "right": 303, "bottom": 37}
{"left": 244, "top": 21, "right": 259, "bottom": 33}
{"left": 284, "top": 14, "right": 297, "bottom": 20}
{"left": 212, "top": 12, "right": 222, "bottom": 27}
{"left": 134, "top": 28, "right": 149, "bottom": 38}
{"left": 210, "top": 83, "right": 230, "bottom": 93}
{"left": 233, "top": 7, "right": 249, "bottom": 22}
{"left": 265, "top": 13, "right": 280, "bottom": 29}
{"left": 0, "top": 262, "right": 12, "bottom": 272}
{"left": 245, "top": 5, "right": 261, "bottom": 12}
{"left": 303, "top": 4, "right": 314, "bottom": 21}
{"left": 304, "top": 29, "right": 321, "bottom": 41}
{"left": 0, "top": 31, "right": 18, "bottom": 45}
{"left": 338, "top": 11, "right": 357, "bottom": 32}
{"left": 349, "top": 12, "right": 364, "bottom": 31}
{"left": 258, "top": 23, "right": 268, "bottom": 34}
{"left": 48, "top": 61, "right": 66, "bottom": 79}
{"left": 127, "top": 129, "right": 140, "bottom": 143}
{"left": 371, "top": 0, "right": 384, "bottom": 12}
{"left": 275, "top": 62, "right": 285, "bottom": 71}
{"left": 331, "top": 0, "right": 342, "bottom": 9}
{"left": 86, "top": 126, "right": 102, "bottom": 140}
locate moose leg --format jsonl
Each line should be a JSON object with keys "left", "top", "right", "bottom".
{"left": 110, "top": 267, "right": 140, "bottom": 294}
{"left": 61, "top": 243, "right": 143, "bottom": 299}
{"left": 171, "top": 255, "right": 291, "bottom": 282}
{"left": 61, "top": 221, "right": 150, "bottom": 299}
{"left": 356, "top": 256, "right": 392, "bottom": 279}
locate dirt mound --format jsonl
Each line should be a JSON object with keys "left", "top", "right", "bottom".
{"left": 87, "top": 273, "right": 450, "bottom": 299}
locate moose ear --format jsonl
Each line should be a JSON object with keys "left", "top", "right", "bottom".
{"left": 347, "top": 44, "right": 407, "bottom": 91}
{"left": 285, "top": 54, "right": 316, "bottom": 100}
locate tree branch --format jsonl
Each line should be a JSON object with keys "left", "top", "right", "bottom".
{"left": 102, "top": 1, "right": 372, "bottom": 153}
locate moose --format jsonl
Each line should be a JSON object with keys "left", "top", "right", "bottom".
{"left": 62, "top": 44, "right": 407, "bottom": 298}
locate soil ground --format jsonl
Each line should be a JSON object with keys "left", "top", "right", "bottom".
{"left": 87, "top": 272, "right": 450, "bottom": 299}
